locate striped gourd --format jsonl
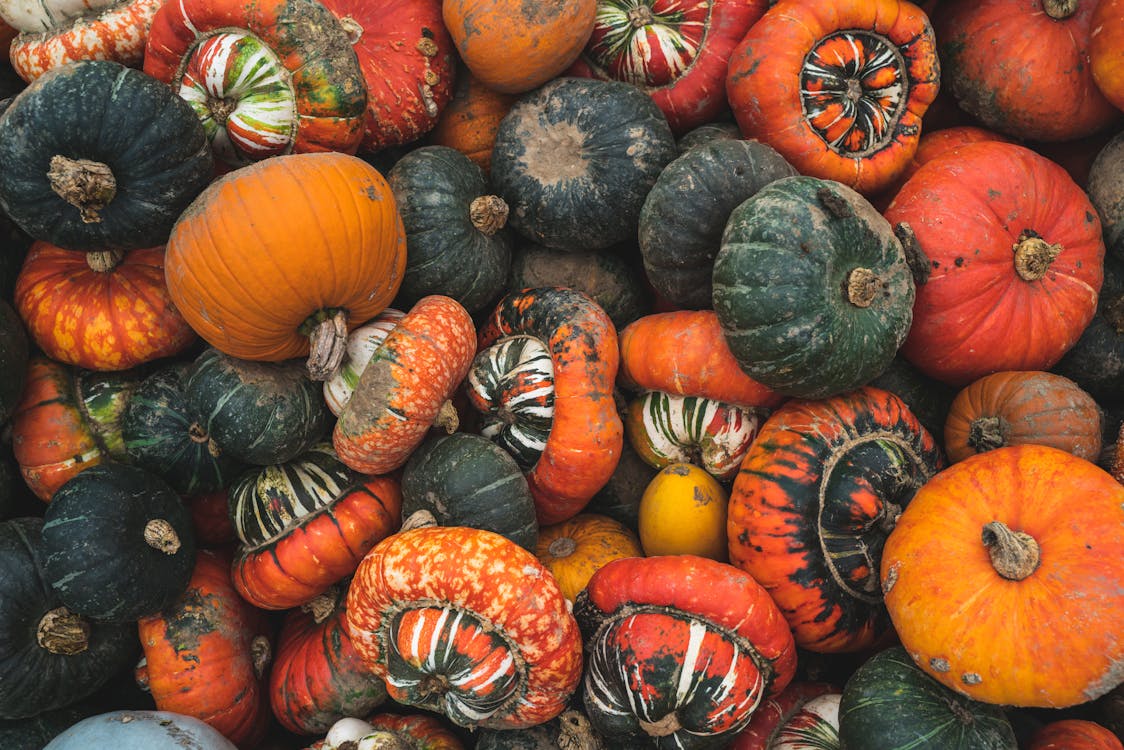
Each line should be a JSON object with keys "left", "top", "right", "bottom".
{"left": 773, "top": 693, "right": 841, "bottom": 750}
{"left": 323, "top": 309, "right": 405, "bottom": 416}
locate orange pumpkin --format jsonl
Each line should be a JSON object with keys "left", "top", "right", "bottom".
{"left": 442, "top": 0, "right": 597, "bottom": 94}
{"left": 882, "top": 444, "right": 1124, "bottom": 708}
{"left": 164, "top": 152, "right": 406, "bottom": 381}
{"left": 1091, "top": 0, "right": 1124, "bottom": 112}
{"left": 536, "top": 513, "right": 642, "bottom": 601}
{"left": 426, "top": 67, "right": 517, "bottom": 174}
{"left": 1029, "top": 719, "right": 1124, "bottom": 750}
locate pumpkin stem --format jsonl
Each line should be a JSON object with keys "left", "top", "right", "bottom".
{"left": 47, "top": 155, "right": 117, "bottom": 224}
{"left": 626, "top": 4, "right": 654, "bottom": 27}
{"left": 86, "top": 248, "right": 125, "bottom": 273}
{"left": 846, "top": 267, "right": 879, "bottom": 308}
{"left": 37, "top": 606, "right": 90, "bottom": 655}
{"left": 307, "top": 309, "right": 350, "bottom": 382}
{"left": 638, "top": 712, "right": 682, "bottom": 738}
{"left": 557, "top": 709, "right": 603, "bottom": 750}
{"left": 144, "top": 518, "right": 182, "bottom": 555}
{"left": 302, "top": 588, "right": 339, "bottom": 624}
{"left": 418, "top": 673, "right": 450, "bottom": 698}
{"left": 469, "top": 195, "right": 509, "bottom": 236}
{"left": 548, "top": 536, "right": 578, "bottom": 559}
{"left": 207, "top": 97, "right": 238, "bottom": 126}
{"left": 968, "top": 415, "right": 1011, "bottom": 453}
{"left": 1013, "top": 232, "right": 1062, "bottom": 281}
{"left": 982, "top": 521, "right": 1040, "bottom": 581}
{"left": 401, "top": 509, "right": 438, "bottom": 531}
{"left": 434, "top": 399, "right": 459, "bottom": 434}
{"left": 817, "top": 187, "right": 853, "bottom": 219}
{"left": 1043, "top": 0, "right": 1078, "bottom": 19}
{"left": 894, "top": 221, "right": 931, "bottom": 285}
{"left": 338, "top": 15, "right": 363, "bottom": 45}
{"left": 251, "top": 634, "right": 271, "bottom": 678}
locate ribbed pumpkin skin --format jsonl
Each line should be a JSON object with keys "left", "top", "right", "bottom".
{"left": 535, "top": 513, "right": 642, "bottom": 602}
{"left": 0, "top": 60, "right": 212, "bottom": 252}
{"left": 838, "top": 647, "right": 1017, "bottom": 749}
{"left": 0, "top": 517, "right": 137, "bottom": 720}
{"left": 137, "top": 549, "right": 270, "bottom": 748}
{"left": 638, "top": 139, "right": 797, "bottom": 309}
{"left": 165, "top": 152, "right": 407, "bottom": 363}
{"left": 345, "top": 526, "right": 583, "bottom": 730}
{"left": 713, "top": 176, "right": 915, "bottom": 399}
{"left": 15, "top": 243, "right": 196, "bottom": 371}
{"left": 323, "top": 308, "right": 405, "bottom": 416}
{"left": 881, "top": 445, "right": 1124, "bottom": 708}
{"left": 1029, "top": 719, "right": 1124, "bottom": 750}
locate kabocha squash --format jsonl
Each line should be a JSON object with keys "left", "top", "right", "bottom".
{"left": 473, "top": 288, "right": 622, "bottom": 524}
{"left": 388, "top": 145, "right": 512, "bottom": 314}
{"left": 401, "top": 432, "right": 538, "bottom": 550}
{"left": 1089, "top": 132, "right": 1124, "bottom": 261}
{"left": 334, "top": 295, "right": 476, "bottom": 475}
{"left": 0, "top": 299, "right": 28, "bottom": 424}
{"left": 426, "top": 67, "right": 517, "bottom": 175}
{"left": 869, "top": 355, "right": 957, "bottom": 440}
{"left": 0, "top": 60, "right": 212, "bottom": 252}
{"left": 535, "top": 513, "right": 642, "bottom": 602}
{"left": 0, "top": 517, "right": 137, "bottom": 720}
{"left": 728, "top": 387, "right": 945, "bottom": 653}
{"left": 41, "top": 462, "right": 195, "bottom": 622}
{"left": 490, "top": 77, "right": 677, "bottom": 251}
{"left": 164, "top": 152, "right": 407, "bottom": 381}
{"left": 323, "top": 309, "right": 405, "bottom": 416}
{"left": 568, "top": 0, "right": 768, "bottom": 134}
{"left": 229, "top": 443, "right": 401, "bottom": 610}
{"left": 345, "top": 525, "right": 583, "bottom": 729}
{"left": 725, "top": 0, "right": 940, "bottom": 195}
{"left": 886, "top": 142, "right": 1104, "bottom": 386}
{"left": 944, "top": 371, "right": 1103, "bottom": 463}
{"left": 143, "top": 0, "right": 366, "bottom": 168}
{"left": 732, "top": 681, "right": 840, "bottom": 750}
{"left": 43, "top": 710, "right": 237, "bottom": 749}
{"left": 712, "top": 176, "right": 916, "bottom": 399}
{"left": 1053, "top": 258, "right": 1124, "bottom": 405}
{"left": 270, "top": 583, "right": 388, "bottom": 736}
{"left": 1091, "top": 0, "right": 1124, "bottom": 112}
{"left": 136, "top": 549, "right": 271, "bottom": 748}
{"left": 838, "top": 647, "right": 1017, "bottom": 750}
{"left": 935, "top": 0, "right": 1120, "bottom": 142}
{"left": 881, "top": 445, "right": 1124, "bottom": 708}
{"left": 638, "top": 462, "right": 729, "bottom": 560}
{"left": 638, "top": 139, "right": 797, "bottom": 309}
{"left": 1029, "top": 720, "right": 1124, "bottom": 750}
{"left": 14, "top": 242, "right": 196, "bottom": 371}
{"left": 576, "top": 554, "right": 797, "bottom": 748}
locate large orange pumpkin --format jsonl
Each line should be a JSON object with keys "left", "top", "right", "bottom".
{"left": 164, "top": 152, "right": 406, "bottom": 381}
{"left": 882, "top": 444, "right": 1124, "bottom": 708}
{"left": 1091, "top": 0, "right": 1124, "bottom": 112}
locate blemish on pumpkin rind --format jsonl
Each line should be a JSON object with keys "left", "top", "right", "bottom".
{"left": 929, "top": 657, "right": 950, "bottom": 672}
{"left": 961, "top": 672, "right": 982, "bottom": 685}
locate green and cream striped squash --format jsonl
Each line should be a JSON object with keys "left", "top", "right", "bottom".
{"left": 774, "top": 693, "right": 841, "bottom": 750}
{"left": 323, "top": 309, "right": 405, "bottom": 416}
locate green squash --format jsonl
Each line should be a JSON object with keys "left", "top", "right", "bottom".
{"left": 1089, "top": 130, "right": 1123, "bottom": 262}
{"left": 639, "top": 139, "right": 797, "bottom": 309}
{"left": 713, "top": 176, "right": 915, "bottom": 399}
{"left": 0, "top": 299, "right": 27, "bottom": 425}
{"left": 839, "top": 646, "right": 1017, "bottom": 750}
{"left": 1053, "top": 255, "right": 1124, "bottom": 406}
{"left": 0, "top": 517, "right": 137, "bottom": 719}
{"left": 869, "top": 356, "right": 957, "bottom": 440}
{"left": 0, "top": 701, "right": 100, "bottom": 749}
{"left": 388, "top": 145, "right": 512, "bottom": 314}
{"left": 675, "top": 121, "right": 740, "bottom": 154}
{"left": 401, "top": 432, "right": 538, "bottom": 550}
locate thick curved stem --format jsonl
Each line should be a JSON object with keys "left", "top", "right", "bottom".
{"left": 307, "top": 309, "right": 350, "bottom": 382}
{"left": 1014, "top": 234, "right": 1062, "bottom": 281}
{"left": 968, "top": 415, "right": 1011, "bottom": 453}
{"left": 982, "top": 521, "right": 1040, "bottom": 581}
{"left": 86, "top": 248, "right": 125, "bottom": 273}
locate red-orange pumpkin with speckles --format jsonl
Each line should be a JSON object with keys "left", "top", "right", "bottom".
{"left": 15, "top": 242, "right": 196, "bottom": 372}
{"left": 345, "top": 525, "right": 583, "bottom": 730}
{"left": 882, "top": 444, "right": 1124, "bottom": 708}
{"left": 1029, "top": 719, "right": 1124, "bottom": 750}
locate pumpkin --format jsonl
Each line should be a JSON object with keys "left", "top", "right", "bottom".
{"left": 0, "top": 517, "right": 137, "bottom": 720}
{"left": 885, "top": 141, "right": 1105, "bottom": 386}
{"left": 728, "top": 386, "right": 945, "bottom": 653}
{"left": 725, "top": 0, "right": 940, "bottom": 194}
{"left": 345, "top": 525, "right": 584, "bottom": 729}
{"left": 638, "top": 138, "right": 798, "bottom": 309}
{"left": 311, "top": 713, "right": 465, "bottom": 750}
{"left": 136, "top": 548, "right": 271, "bottom": 747}
{"left": 270, "top": 583, "right": 388, "bottom": 735}
{"left": 837, "top": 647, "right": 1017, "bottom": 749}
{"left": 567, "top": 0, "right": 768, "bottom": 134}
{"left": 14, "top": 242, "right": 196, "bottom": 371}
{"left": 388, "top": 145, "right": 511, "bottom": 314}
{"left": 473, "top": 287, "right": 623, "bottom": 524}
{"left": 426, "top": 67, "right": 517, "bottom": 174}
{"left": 164, "top": 152, "right": 407, "bottom": 381}
{"left": 583, "top": 437, "right": 659, "bottom": 533}
{"left": 731, "top": 681, "right": 840, "bottom": 750}
{"left": 1029, "top": 720, "right": 1124, "bottom": 750}
{"left": 333, "top": 295, "right": 476, "bottom": 475}
{"left": 576, "top": 554, "right": 797, "bottom": 747}
{"left": 944, "top": 371, "right": 1103, "bottom": 463}
{"left": 935, "top": 0, "right": 1121, "bottom": 142}
{"left": 712, "top": 175, "right": 916, "bottom": 399}
{"left": 401, "top": 432, "right": 538, "bottom": 550}
{"left": 1091, "top": 0, "right": 1124, "bottom": 112}
{"left": 535, "top": 513, "right": 642, "bottom": 602}
{"left": 490, "top": 77, "right": 677, "bottom": 251}
{"left": 43, "top": 710, "right": 237, "bottom": 749}
{"left": 442, "top": 0, "right": 596, "bottom": 94}
{"left": 474, "top": 710, "right": 604, "bottom": 749}
{"left": 41, "top": 461, "right": 195, "bottom": 621}
{"left": 230, "top": 443, "right": 401, "bottom": 610}
{"left": 868, "top": 355, "right": 957, "bottom": 441}
{"left": 323, "top": 308, "right": 405, "bottom": 416}
{"left": 0, "top": 298, "right": 28, "bottom": 424}
{"left": 143, "top": 0, "right": 366, "bottom": 168}
{"left": 1089, "top": 131, "right": 1124, "bottom": 261}
{"left": 676, "top": 121, "right": 741, "bottom": 153}
{"left": 11, "top": 357, "right": 139, "bottom": 500}
{"left": 1052, "top": 256, "right": 1124, "bottom": 404}
{"left": 638, "top": 462, "right": 729, "bottom": 561}
{"left": 881, "top": 444, "right": 1124, "bottom": 707}
{"left": 0, "top": 702, "right": 101, "bottom": 750}
{"left": 187, "top": 489, "right": 235, "bottom": 547}
{"left": 0, "top": 60, "right": 213, "bottom": 252}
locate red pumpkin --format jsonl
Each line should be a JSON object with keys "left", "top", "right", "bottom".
{"left": 1029, "top": 719, "right": 1124, "bottom": 750}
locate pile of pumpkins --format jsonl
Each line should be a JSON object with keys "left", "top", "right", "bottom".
{"left": 0, "top": 0, "right": 1121, "bottom": 747}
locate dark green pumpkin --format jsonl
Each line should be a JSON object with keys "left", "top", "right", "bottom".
{"left": 639, "top": 139, "right": 798, "bottom": 309}
{"left": 581, "top": 437, "right": 658, "bottom": 535}
{"left": 1053, "top": 255, "right": 1124, "bottom": 406}
{"left": 713, "top": 176, "right": 915, "bottom": 399}
{"left": 0, "top": 60, "right": 213, "bottom": 252}
{"left": 675, "top": 121, "right": 741, "bottom": 155}
{"left": 41, "top": 462, "right": 195, "bottom": 622}
{"left": 400, "top": 432, "right": 538, "bottom": 550}
{"left": 491, "top": 77, "right": 677, "bottom": 251}
{"left": 0, "top": 700, "right": 100, "bottom": 749}
{"left": 1089, "top": 131, "right": 1123, "bottom": 262}
{"left": 0, "top": 517, "right": 137, "bottom": 719}
{"left": 869, "top": 356, "right": 958, "bottom": 440}
{"left": 186, "top": 348, "right": 331, "bottom": 466}
{"left": 388, "top": 145, "right": 512, "bottom": 314}
{"left": 475, "top": 710, "right": 605, "bottom": 749}
{"left": 122, "top": 363, "right": 246, "bottom": 496}
{"left": 0, "top": 299, "right": 28, "bottom": 425}
{"left": 839, "top": 646, "right": 1017, "bottom": 750}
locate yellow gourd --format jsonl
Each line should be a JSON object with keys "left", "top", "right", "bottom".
{"left": 638, "top": 463, "right": 729, "bottom": 561}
